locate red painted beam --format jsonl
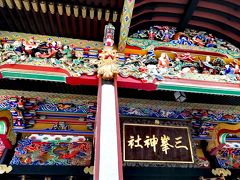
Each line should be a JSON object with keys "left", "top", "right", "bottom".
{"left": 102, "top": 0, "right": 107, "bottom": 7}
{"left": 114, "top": 79, "right": 123, "bottom": 180}
{"left": 118, "top": 0, "right": 122, "bottom": 9}
{"left": 100, "top": 19, "right": 106, "bottom": 40}
{"left": 40, "top": 12, "right": 51, "bottom": 34}
{"left": 56, "top": 13, "right": 63, "bottom": 36}
{"left": 48, "top": 12, "right": 56, "bottom": 35}
{"left": 66, "top": 75, "right": 98, "bottom": 86}
{"left": 71, "top": 15, "right": 77, "bottom": 38}
{"left": 95, "top": 0, "right": 99, "bottom": 6}
{"left": 93, "top": 17, "right": 98, "bottom": 40}
{"left": 24, "top": 9, "right": 38, "bottom": 34}
{"left": 79, "top": 16, "right": 84, "bottom": 38}
{"left": 110, "top": 0, "right": 115, "bottom": 8}
{"left": 86, "top": 17, "right": 91, "bottom": 39}
{"left": 0, "top": 64, "right": 71, "bottom": 76}
{"left": 117, "top": 75, "right": 240, "bottom": 91}
{"left": 86, "top": 0, "right": 91, "bottom": 6}
{"left": 94, "top": 78, "right": 102, "bottom": 180}
{"left": 117, "top": 76, "right": 157, "bottom": 91}
{"left": 64, "top": 14, "right": 70, "bottom": 37}
{"left": 32, "top": 10, "right": 45, "bottom": 35}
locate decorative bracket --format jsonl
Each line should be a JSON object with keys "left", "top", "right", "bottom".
{"left": 84, "top": 166, "right": 94, "bottom": 175}
{"left": 0, "top": 164, "right": 12, "bottom": 174}
{"left": 212, "top": 168, "right": 231, "bottom": 177}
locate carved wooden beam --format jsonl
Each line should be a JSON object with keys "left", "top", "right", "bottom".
{"left": 100, "top": 18, "right": 105, "bottom": 39}
{"left": 79, "top": 16, "right": 84, "bottom": 38}
{"left": 48, "top": 11, "right": 56, "bottom": 35}
{"left": 0, "top": 7, "right": 16, "bottom": 31}
{"left": 110, "top": 0, "right": 115, "bottom": 8}
{"left": 40, "top": 11, "right": 51, "bottom": 34}
{"left": 16, "top": 9, "right": 30, "bottom": 33}
{"left": 71, "top": 14, "right": 77, "bottom": 38}
{"left": 23, "top": 7, "right": 37, "bottom": 33}
{"left": 118, "top": 0, "right": 122, "bottom": 9}
{"left": 7, "top": 8, "right": 23, "bottom": 31}
{"left": 86, "top": 16, "right": 91, "bottom": 39}
{"left": 93, "top": 17, "right": 98, "bottom": 40}
{"left": 63, "top": 14, "right": 70, "bottom": 37}
{"left": 31, "top": 9, "right": 45, "bottom": 34}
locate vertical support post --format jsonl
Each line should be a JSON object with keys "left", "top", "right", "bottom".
{"left": 95, "top": 22, "right": 122, "bottom": 180}
{"left": 118, "top": 0, "right": 135, "bottom": 52}
{"left": 94, "top": 79, "right": 123, "bottom": 180}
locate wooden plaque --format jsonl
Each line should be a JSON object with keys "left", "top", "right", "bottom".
{"left": 123, "top": 123, "right": 194, "bottom": 163}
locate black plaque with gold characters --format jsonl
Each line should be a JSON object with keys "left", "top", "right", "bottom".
{"left": 123, "top": 123, "right": 194, "bottom": 164}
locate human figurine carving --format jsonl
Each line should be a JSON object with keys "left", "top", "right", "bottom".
{"left": 158, "top": 53, "right": 170, "bottom": 68}
{"left": 103, "top": 23, "right": 115, "bottom": 48}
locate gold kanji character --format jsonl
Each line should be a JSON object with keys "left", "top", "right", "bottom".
{"left": 128, "top": 135, "right": 143, "bottom": 149}
{"left": 175, "top": 136, "right": 188, "bottom": 150}
{"left": 128, "top": 136, "right": 135, "bottom": 149}
{"left": 160, "top": 134, "right": 173, "bottom": 154}
{"left": 144, "top": 135, "right": 158, "bottom": 152}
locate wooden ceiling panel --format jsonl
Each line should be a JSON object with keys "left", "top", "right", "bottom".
{"left": 193, "top": 10, "right": 240, "bottom": 30}
{"left": 135, "top": 0, "right": 188, "bottom": 8}
{"left": 198, "top": 1, "right": 240, "bottom": 19}
{"left": 133, "top": 7, "right": 184, "bottom": 19}
{"left": 223, "top": 0, "right": 240, "bottom": 6}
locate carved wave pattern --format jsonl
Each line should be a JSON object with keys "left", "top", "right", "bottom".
{"left": 38, "top": 103, "right": 88, "bottom": 114}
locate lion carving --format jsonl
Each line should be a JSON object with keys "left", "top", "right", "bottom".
{"left": 97, "top": 49, "right": 119, "bottom": 80}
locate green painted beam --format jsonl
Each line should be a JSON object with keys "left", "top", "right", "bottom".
{"left": 157, "top": 84, "right": 240, "bottom": 96}
{"left": 1, "top": 71, "right": 66, "bottom": 82}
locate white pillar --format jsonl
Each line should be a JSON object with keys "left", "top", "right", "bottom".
{"left": 94, "top": 80, "right": 123, "bottom": 180}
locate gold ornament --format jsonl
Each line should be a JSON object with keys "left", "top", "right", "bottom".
{"left": 212, "top": 168, "right": 231, "bottom": 177}
{"left": 0, "top": 165, "right": 12, "bottom": 174}
{"left": 97, "top": 49, "right": 119, "bottom": 80}
{"left": 84, "top": 166, "right": 94, "bottom": 175}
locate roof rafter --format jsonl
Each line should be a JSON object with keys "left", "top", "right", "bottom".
{"left": 178, "top": 0, "right": 200, "bottom": 31}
